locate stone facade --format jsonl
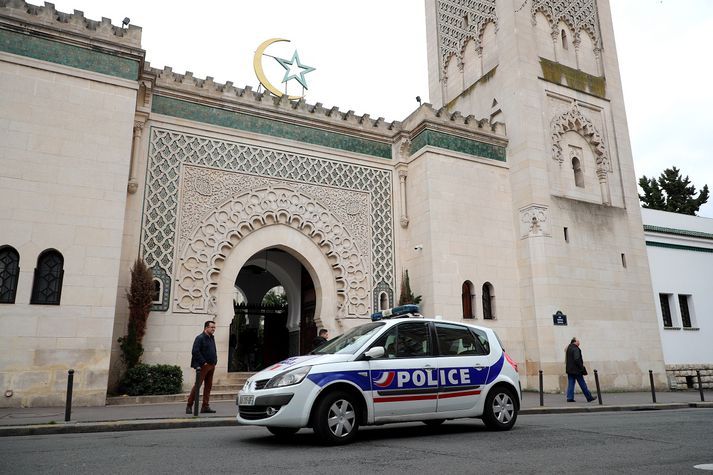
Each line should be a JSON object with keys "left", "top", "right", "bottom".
{"left": 0, "top": 0, "right": 683, "bottom": 407}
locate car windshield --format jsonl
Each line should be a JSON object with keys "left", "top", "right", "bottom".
{"left": 312, "top": 322, "right": 385, "bottom": 355}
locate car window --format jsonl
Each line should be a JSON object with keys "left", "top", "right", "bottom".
{"left": 471, "top": 328, "right": 490, "bottom": 355}
{"left": 312, "top": 322, "right": 384, "bottom": 355}
{"left": 372, "top": 322, "right": 430, "bottom": 358}
{"left": 435, "top": 322, "right": 488, "bottom": 356}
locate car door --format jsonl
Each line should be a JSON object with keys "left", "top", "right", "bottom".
{"left": 368, "top": 321, "right": 438, "bottom": 419}
{"left": 433, "top": 322, "right": 495, "bottom": 413}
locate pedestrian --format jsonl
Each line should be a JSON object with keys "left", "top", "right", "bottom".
{"left": 186, "top": 320, "right": 218, "bottom": 414}
{"left": 565, "top": 337, "right": 597, "bottom": 403}
{"left": 312, "top": 328, "right": 329, "bottom": 350}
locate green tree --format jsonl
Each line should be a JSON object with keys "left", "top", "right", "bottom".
{"left": 639, "top": 167, "right": 709, "bottom": 215}
{"left": 398, "top": 270, "right": 422, "bottom": 306}
{"left": 262, "top": 286, "right": 287, "bottom": 307}
{"left": 118, "top": 258, "right": 154, "bottom": 369}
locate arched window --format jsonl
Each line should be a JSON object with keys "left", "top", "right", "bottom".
{"left": 561, "top": 29, "right": 568, "bottom": 50}
{"left": 379, "top": 292, "right": 389, "bottom": 311}
{"left": 151, "top": 278, "right": 163, "bottom": 305}
{"left": 482, "top": 282, "right": 495, "bottom": 320}
{"left": 462, "top": 281, "right": 475, "bottom": 319}
{"left": 0, "top": 245, "right": 20, "bottom": 304}
{"left": 572, "top": 156, "right": 584, "bottom": 188}
{"left": 30, "top": 249, "right": 64, "bottom": 305}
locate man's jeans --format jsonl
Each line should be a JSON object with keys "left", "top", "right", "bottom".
{"left": 567, "top": 374, "right": 594, "bottom": 401}
{"left": 187, "top": 363, "right": 215, "bottom": 408}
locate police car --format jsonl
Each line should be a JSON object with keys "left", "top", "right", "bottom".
{"left": 236, "top": 305, "right": 521, "bottom": 444}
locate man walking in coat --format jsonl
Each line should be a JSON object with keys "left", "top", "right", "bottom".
{"left": 565, "top": 337, "right": 597, "bottom": 403}
{"left": 186, "top": 320, "right": 218, "bottom": 414}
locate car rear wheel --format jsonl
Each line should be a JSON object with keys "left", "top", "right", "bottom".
{"left": 482, "top": 386, "right": 517, "bottom": 431}
{"left": 267, "top": 426, "right": 299, "bottom": 438}
{"left": 313, "top": 391, "right": 360, "bottom": 445}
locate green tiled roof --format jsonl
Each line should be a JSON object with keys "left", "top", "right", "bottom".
{"left": 151, "top": 95, "right": 392, "bottom": 159}
{"left": 410, "top": 128, "right": 506, "bottom": 162}
{"left": 643, "top": 225, "right": 713, "bottom": 241}
{"left": 0, "top": 28, "right": 139, "bottom": 80}
{"left": 645, "top": 241, "right": 713, "bottom": 254}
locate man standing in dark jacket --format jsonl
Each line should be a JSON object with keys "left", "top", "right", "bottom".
{"left": 565, "top": 337, "right": 597, "bottom": 403}
{"left": 186, "top": 321, "right": 218, "bottom": 414}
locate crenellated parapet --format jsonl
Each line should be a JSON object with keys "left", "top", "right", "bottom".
{"left": 0, "top": 0, "right": 142, "bottom": 48}
{"left": 145, "top": 62, "right": 506, "bottom": 151}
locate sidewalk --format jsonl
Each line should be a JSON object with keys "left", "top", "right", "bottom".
{"left": 1, "top": 390, "right": 711, "bottom": 437}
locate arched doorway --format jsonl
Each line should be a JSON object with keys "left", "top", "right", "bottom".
{"left": 227, "top": 247, "right": 317, "bottom": 372}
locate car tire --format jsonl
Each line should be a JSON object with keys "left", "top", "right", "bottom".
{"left": 482, "top": 386, "right": 518, "bottom": 431}
{"left": 422, "top": 419, "right": 445, "bottom": 427}
{"left": 267, "top": 426, "right": 300, "bottom": 438}
{"left": 313, "top": 391, "right": 360, "bottom": 445}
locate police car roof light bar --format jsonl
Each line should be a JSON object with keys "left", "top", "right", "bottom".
{"left": 371, "top": 304, "right": 422, "bottom": 321}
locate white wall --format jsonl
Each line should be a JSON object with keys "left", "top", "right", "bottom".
{"left": 643, "top": 208, "right": 713, "bottom": 365}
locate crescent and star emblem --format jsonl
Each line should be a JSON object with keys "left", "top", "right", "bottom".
{"left": 253, "top": 38, "right": 316, "bottom": 100}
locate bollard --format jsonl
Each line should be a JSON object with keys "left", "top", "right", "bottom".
{"left": 64, "top": 369, "right": 74, "bottom": 422}
{"left": 697, "top": 370, "right": 705, "bottom": 402}
{"left": 539, "top": 370, "right": 544, "bottom": 407}
{"left": 193, "top": 368, "right": 201, "bottom": 416}
{"left": 594, "top": 369, "right": 603, "bottom": 405}
{"left": 649, "top": 370, "right": 656, "bottom": 403}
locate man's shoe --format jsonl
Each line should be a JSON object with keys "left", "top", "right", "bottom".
{"left": 566, "top": 399, "right": 576, "bottom": 402}
{"left": 200, "top": 407, "right": 217, "bottom": 413}
{"left": 587, "top": 396, "right": 598, "bottom": 403}
{"left": 186, "top": 406, "right": 192, "bottom": 414}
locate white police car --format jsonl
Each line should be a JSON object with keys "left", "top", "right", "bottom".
{"left": 236, "top": 305, "right": 521, "bottom": 444}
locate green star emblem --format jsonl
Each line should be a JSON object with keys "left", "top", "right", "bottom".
{"left": 274, "top": 50, "right": 316, "bottom": 90}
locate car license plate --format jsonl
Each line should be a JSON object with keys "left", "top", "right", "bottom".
{"left": 239, "top": 394, "right": 255, "bottom": 406}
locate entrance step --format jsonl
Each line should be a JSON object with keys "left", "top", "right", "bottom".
{"left": 105, "top": 372, "right": 256, "bottom": 406}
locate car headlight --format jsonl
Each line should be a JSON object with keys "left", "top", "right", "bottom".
{"left": 265, "top": 365, "right": 311, "bottom": 389}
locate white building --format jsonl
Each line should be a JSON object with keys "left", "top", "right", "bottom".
{"left": 643, "top": 208, "right": 713, "bottom": 388}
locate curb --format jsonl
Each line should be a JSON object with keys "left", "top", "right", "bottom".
{"left": 0, "top": 417, "right": 239, "bottom": 437}
{"left": 1, "top": 403, "right": 710, "bottom": 437}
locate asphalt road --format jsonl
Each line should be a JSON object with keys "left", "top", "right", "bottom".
{"left": 1, "top": 409, "right": 712, "bottom": 474}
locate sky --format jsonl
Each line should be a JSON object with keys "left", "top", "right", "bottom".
{"left": 44, "top": 0, "right": 713, "bottom": 217}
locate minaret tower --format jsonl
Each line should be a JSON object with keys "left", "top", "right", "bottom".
{"left": 425, "top": 0, "right": 666, "bottom": 390}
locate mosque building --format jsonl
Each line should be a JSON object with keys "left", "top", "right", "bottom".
{"left": 1, "top": 0, "right": 675, "bottom": 407}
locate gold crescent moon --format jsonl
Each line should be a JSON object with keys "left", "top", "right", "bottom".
{"left": 253, "top": 38, "right": 303, "bottom": 101}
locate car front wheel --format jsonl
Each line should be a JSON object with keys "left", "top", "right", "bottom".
{"left": 482, "top": 386, "right": 517, "bottom": 431}
{"left": 313, "top": 391, "right": 360, "bottom": 445}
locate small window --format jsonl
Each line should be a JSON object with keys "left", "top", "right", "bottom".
{"left": 482, "top": 282, "right": 495, "bottom": 320}
{"left": 564, "top": 227, "right": 569, "bottom": 243}
{"left": 151, "top": 278, "right": 163, "bottom": 305}
{"left": 621, "top": 253, "right": 627, "bottom": 268}
{"left": 379, "top": 292, "right": 389, "bottom": 311}
{"left": 561, "top": 29, "right": 568, "bottom": 50}
{"left": 678, "top": 295, "right": 692, "bottom": 328}
{"left": 471, "top": 328, "right": 491, "bottom": 355}
{"left": 659, "top": 293, "right": 672, "bottom": 328}
{"left": 572, "top": 157, "right": 584, "bottom": 188}
{"left": 462, "top": 281, "right": 475, "bottom": 319}
{"left": 30, "top": 249, "right": 64, "bottom": 305}
{"left": 0, "top": 245, "right": 20, "bottom": 304}
{"left": 435, "top": 322, "right": 487, "bottom": 356}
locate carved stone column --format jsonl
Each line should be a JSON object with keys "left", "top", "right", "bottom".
{"left": 398, "top": 169, "right": 409, "bottom": 228}
{"left": 127, "top": 120, "right": 144, "bottom": 194}
{"left": 597, "top": 168, "right": 611, "bottom": 205}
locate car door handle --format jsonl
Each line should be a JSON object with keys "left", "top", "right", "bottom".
{"left": 423, "top": 365, "right": 434, "bottom": 372}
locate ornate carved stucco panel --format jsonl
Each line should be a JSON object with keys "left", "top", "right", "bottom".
{"left": 435, "top": 0, "right": 498, "bottom": 77}
{"left": 549, "top": 101, "right": 609, "bottom": 173}
{"left": 175, "top": 166, "right": 371, "bottom": 318}
{"left": 531, "top": 0, "right": 601, "bottom": 47}
{"left": 141, "top": 128, "right": 394, "bottom": 313}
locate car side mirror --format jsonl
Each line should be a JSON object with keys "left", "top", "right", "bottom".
{"left": 363, "top": 346, "right": 385, "bottom": 360}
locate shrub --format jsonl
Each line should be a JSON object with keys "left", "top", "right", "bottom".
{"left": 120, "top": 364, "right": 183, "bottom": 396}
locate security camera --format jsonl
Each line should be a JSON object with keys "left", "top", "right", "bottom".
{"left": 413, "top": 244, "right": 423, "bottom": 251}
